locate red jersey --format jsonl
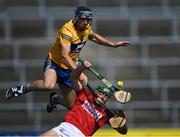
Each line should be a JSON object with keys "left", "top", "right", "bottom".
{"left": 63, "top": 87, "right": 108, "bottom": 136}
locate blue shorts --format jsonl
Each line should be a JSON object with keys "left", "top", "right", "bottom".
{"left": 43, "top": 57, "right": 73, "bottom": 89}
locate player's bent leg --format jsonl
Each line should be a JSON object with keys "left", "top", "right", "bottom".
{"left": 27, "top": 69, "right": 57, "bottom": 91}
{"left": 59, "top": 85, "right": 77, "bottom": 109}
{"left": 39, "top": 129, "right": 58, "bottom": 137}
{"left": 6, "top": 69, "right": 57, "bottom": 100}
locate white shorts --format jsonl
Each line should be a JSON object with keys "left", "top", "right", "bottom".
{"left": 52, "top": 122, "right": 85, "bottom": 137}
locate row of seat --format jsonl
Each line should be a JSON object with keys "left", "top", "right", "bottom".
{"left": 0, "top": 61, "right": 180, "bottom": 81}
{"left": 1, "top": 86, "right": 180, "bottom": 104}
{"left": 1, "top": 0, "right": 180, "bottom": 8}
{"left": 1, "top": 42, "right": 180, "bottom": 60}
{"left": 0, "top": 18, "right": 178, "bottom": 38}
{"left": 0, "top": 108, "right": 177, "bottom": 131}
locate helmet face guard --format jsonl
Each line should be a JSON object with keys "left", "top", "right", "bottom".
{"left": 96, "top": 84, "right": 112, "bottom": 97}
{"left": 75, "top": 10, "right": 93, "bottom": 20}
{"left": 75, "top": 11, "right": 93, "bottom": 20}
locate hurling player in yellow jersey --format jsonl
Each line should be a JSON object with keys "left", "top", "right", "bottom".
{"left": 6, "top": 6, "right": 130, "bottom": 109}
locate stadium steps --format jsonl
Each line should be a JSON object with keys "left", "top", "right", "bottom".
{"left": 138, "top": 19, "right": 172, "bottom": 37}
{"left": 127, "top": 0, "right": 162, "bottom": 7}
{"left": 96, "top": 20, "right": 130, "bottom": 37}
{"left": 12, "top": 20, "right": 47, "bottom": 38}
{"left": 0, "top": 0, "right": 180, "bottom": 130}
{"left": 114, "top": 65, "right": 150, "bottom": 80}
{"left": 0, "top": 44, "right": 14, "bottom": 60}
{"left": 158, "top": 65, "right": 180, "bottom": 80}
{"left": 126, "top": 87, "right": 161, "bottom": 101}
{"left": 45, "top": 0, "right": 79, "bottom": 7}
{"left": 0, "top": 20, "right": 5, "bottom": 38}
{"left": 168, "top": 87, "right": 180, "bottom": 101}
{"left": 132, "top": 108, "right": 172, "bottom": 128}
{"left": 0, "top": 109, "right": 67, "bottom": 131}
{"left": 0, "top": 66, "right": 20, "bottom": 82}
{"left": 87, "top": 0, "right": 121, "bottom": 7}
{"left": 4, "top": 0, "right": 38, "bottom": 7}
{"left": 149, "top": 43, "right": 180, "bottom": 58}
{"left": 168, "top": 0, "right": 180, "bottom": 7}
{"left": 19, "top": 44, "right": 49, "bottom": 60}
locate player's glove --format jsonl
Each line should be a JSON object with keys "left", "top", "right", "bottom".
{"left": 47, "top": 92, "right": 60, "bottom": 113}
{"left": 109, "top": 109, "right": 128, "bottom": 134}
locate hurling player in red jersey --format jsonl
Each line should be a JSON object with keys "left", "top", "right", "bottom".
{"left": 40, "top": 60, "right": 128, "bottom": 137}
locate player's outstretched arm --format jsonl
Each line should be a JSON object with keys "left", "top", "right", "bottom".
{"left": 71, "top": 60, "right": 92, "bottom": 92}
{"left": 89, "top": 32, "right": 130, "bottom": 47}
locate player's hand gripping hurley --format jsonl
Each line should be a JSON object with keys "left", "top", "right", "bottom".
{"left": 78, "top": 57, "right": 131, "bottom": 103}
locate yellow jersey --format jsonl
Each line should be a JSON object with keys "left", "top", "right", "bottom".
{"left": 48, "top": 19, "right": 93, "bottom": 69}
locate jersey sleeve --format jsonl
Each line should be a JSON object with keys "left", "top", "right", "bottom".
{"left": 58, "top": 27, "right": 72, "bottom": 45}
{"left": 88, "top": 26, "right": 93, "bottom": 35}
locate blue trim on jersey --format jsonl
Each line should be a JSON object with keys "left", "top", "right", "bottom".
{"left": 43, "top": 57, "right": 73, "bottom": 89}
{"left": 71, "top": 41, "right": 86, "bottom": 53}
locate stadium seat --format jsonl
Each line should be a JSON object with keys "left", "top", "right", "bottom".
{"left": 138, "top": 19, "right": 172, "bottom": 36}
{"left": 158, "top": 65, "right": 180, "bottom": 80}
{"left": 45, "top": 0, "right": 79, "bottom": 7}
{"left": 127, "top": 0, "right": 162, "bottom": 7}
{"left": 12, "top": 20, "right": 46, "bottom": 38}
{"left": 0, "top": 44, "right": 14, "bottom": 59}
{"left": 0, "top": 66, "right": 20, "bottom": 82}
{"left": 19, "top": 44, "right": 49, "bottom": 60}
{"left": 0, "top": 20, "right": 5, "bottom": 38}
{"left": 114, "top": 66, "right": 150, "bottom": 80}
{"left": 5, "top": 0, "right": 38, "bottom": 7}
{"left": 87, "top": 0, "right": 120, "bottom": 7}
{"left": 149, "top": 43, "right": 180, "bottom": 58}
{"left": 96, "top": 20, "right": 130, "bottom": 36}
{"left": 168, "top": 87, "right": 180, "bottom": 101}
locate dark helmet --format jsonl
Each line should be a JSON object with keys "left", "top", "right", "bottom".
{"left": 96, "top": 84, "right": 112, "bottom": 97}
{"left": 75, "top": 6, "right": 93, "bottom": 20}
